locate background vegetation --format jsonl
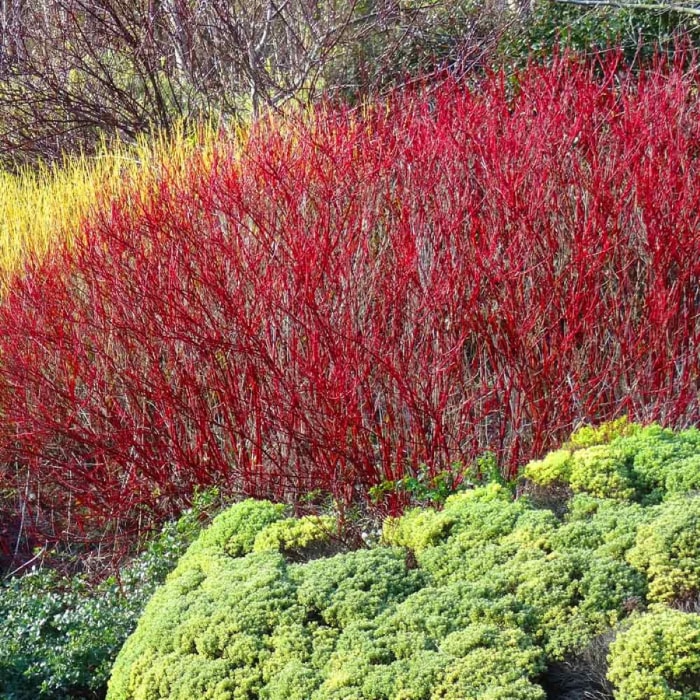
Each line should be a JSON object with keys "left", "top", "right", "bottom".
{"left": 0, "top": 0, "right": 514, "bottom": 166}
{"left": 3, "top": 0, "right": 700, "bottom": 167}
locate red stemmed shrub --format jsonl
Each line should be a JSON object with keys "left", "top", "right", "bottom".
{"left": 1, "top": 54, "right": 699, "bottom": 547}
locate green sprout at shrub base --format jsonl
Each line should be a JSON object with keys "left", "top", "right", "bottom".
{"left": 368, "top": 452, "right": 514, "bottom": 508}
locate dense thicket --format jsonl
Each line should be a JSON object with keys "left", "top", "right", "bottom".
{"left": 0, "top": 56, "right": 699, "bottom": 555}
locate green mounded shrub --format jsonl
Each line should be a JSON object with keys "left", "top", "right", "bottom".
{"left": 183, "top": 498, "right": 286, "bottom": 560}
{"left": 568, "top": 445, "right": 637, "bottom": 500}
{"left": 616, "top": 426, "right": 700, "bottom": 500}
{"left": 566, "top": 417, "right": 640, "bottom": 450}
{"left": 253, "top": 515, "right": 337, "bottom": 558}
{"left": 502, "top": 548, "right": 644, "bottom": 659}
{"left": 607, "top": 607, "right": 700, "bottom": 700}
{"left": 626, "top": 496, "right": 700, "bottom": 604}
{"left": 550, "top": 495, "right": 653, "bottom": 559}
{"left": 524, "top": 444, "right": 637, "bottom": 500}
{"left": 523, "top": 448, "right": 574, "bottom": 487}
{"left": 107, "top": 498, "right": 546, "bottom": 700}
{"left": 525, "top": 422, "right": 700, "bottom": 503}
{"left": 381, "top": 507, "right": 456, "bottom": 555}
{"left": 109, "top": 423, "right": 700, "bottom": 699}
{"left": 382, "top": 484, "right": 521, "bottom": 555}
{"left": 430, "top": 625, "right": 545, "bottom": 700}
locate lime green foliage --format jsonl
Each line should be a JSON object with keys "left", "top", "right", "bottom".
{"left": 382, "top": 508, "right": 456, "bottom": 555}
{"left": 110, "top": 423, "right": 700, "bottom": 699}
{"left": 524, "top": 443, "right": 636, "bottom": 500}
{"left": 253, "top": 515, "right": 336, "bottom": 556}
{"left": 108, "top": 497, "right": 544, "bottom": 700}
{"left": 566, "top": 417, "right": 639, "bottom": 449}
{"left": 617, "top": 425, "right": 700, "bottom": 500}
{"left": 524, "top": 449, "right": 573, "bottom": 486}
{"left": 184, "top": 498, "right": 286, "bottom": 559}
{"left": 108, "top": 542, "right": 433, "bottom": 699}
{"left": 569, "top": 445, "right": 637, "bottom": 500}
{"left": 525, "top": 422, "right": 700, "bottom": 502}
{"left": 551, "top": 495, "right": 653, "bottom": 559}
{"left": 294, "top": 547, "right": 423, "bottom": 628}
{"left": 383, "top": 485, "right": 526, "bottom": 557}
{"left": 608, "top": 607, "right": 700, "bottom": 700}
{"left": 627, "top": 497, "right": 700, "bottom": 604}
{"left": 430, "top": 625, "right": 545, "bottom": 700}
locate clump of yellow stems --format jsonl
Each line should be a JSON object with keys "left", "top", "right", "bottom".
{"left": 0, "top": 121, "right": 224, "bottom": 295}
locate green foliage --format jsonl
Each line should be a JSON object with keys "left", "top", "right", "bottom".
{"left": 382, "top": 484, "right": 526, "bottom": 557}
{"left": 481, "top": 544, "right": 645, "bottom": 660}
{"left": 368, "top": 463, "right": 465, "bottom": 507}
{"left": 626, "top": 496, "right": 700, "bottom": 604}
{"left": 524, "top": 423, "right": 700, "bottom": 503}
{"left": 441, "top": 485, "right": 529, "bottom": 540}
{"left": 607, "top": 607, "right": 700, "bottom": 699}
{"left": 0, "top": 490, "right": 219, "bottom": 699}
{"left": 525, "top": 442, "right": 636, "bottom": 500}
{"left": 253, "top": 516, "right": 337, "bottom": 557}
{"left": 294, "top": 548, "right": 424, "bottom": 629}
{"left": 502, "top": 0, "right": 700, "bottom": 66}
{"left": 382, "top": 508, "right": 456, "bottom": 555}
{"left": 616, "top": 425, "right": 700, "bottom": 500}
{"left": 551, "top": 495, "right": 653, "bottom": 559}
{"left": 0, "top": 567, "right": 125, "bottom": 698}
{"left": 369, "top": 453, "right": 514, "bottom": 508}
{"left": 429, "top": 625, "right": 545, "bottom": 700}
{"left": 108, "top": 542, "right": 429, "bottom": 699}
{"left": 184, "top": 498, "right": 286, "bottom": 560}
{"left": 523, "top": 448, "right": 573, "bottom": 486}
{"left": 566, "top": 417, "right": 639, "bottom": 449}
{"left": 108, "top": 494, "right": 545, "bottom": 700}
{"left": 522, "top": 419, "right": 640, "bottom": 498}
{"left": 568, "top": 445, "right": 637, "bottom": 500}
{"left": 109, "top": 423, "right": 700, "bottom": 699}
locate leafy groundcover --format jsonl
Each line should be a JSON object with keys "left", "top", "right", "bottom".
{"left": 108, "top": 422, "right": 700, "bottom": 700}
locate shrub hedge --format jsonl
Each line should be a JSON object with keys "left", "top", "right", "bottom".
{"left": 1, "top": 56, "right": 699, "bottom": 554}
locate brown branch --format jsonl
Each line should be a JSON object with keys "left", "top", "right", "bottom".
{"left": 554, "top": 0, "right": 700, "bottom": 16}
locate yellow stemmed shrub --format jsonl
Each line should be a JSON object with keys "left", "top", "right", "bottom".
{"left": 0, "top": 121, "right": 223, "bottom": 295}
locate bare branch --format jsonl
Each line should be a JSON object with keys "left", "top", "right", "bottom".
{"left": 554, "top": 0, "right": 700, "bottom": 15}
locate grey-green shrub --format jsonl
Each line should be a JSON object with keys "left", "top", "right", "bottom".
{"left": 0, "top": 492, "right": 217, "bottom": 699}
